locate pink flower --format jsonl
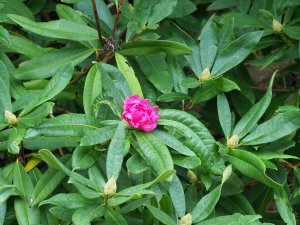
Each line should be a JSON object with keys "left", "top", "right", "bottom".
{"left": 121, "top": 95, "right": 159, "bottom": 132}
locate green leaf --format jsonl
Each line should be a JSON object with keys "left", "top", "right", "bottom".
{"left": 192, "top": 78, "right": 223, "bottom": 104}
{"left": 226, "top": 149, "right": 282, "bottom": 189}
{"left": 117, "top": 170, "right": 175, "bottom": 196}
{"left": 180, "top": 77, "right": 200, "bottom": 89}
{"left": 25, "top": 114, "right": 100, "bottom": 140}
{"left": 83, "top": 64, "right": 102, "bottom": 116}
{"left": 0, "top": 60, "right": 11, "bottom": 112}
{"left": 19, "top": 102, "right": 54, "bottom": 127}
{"left": 126, "top": 154, "right": 149, "bottom": 174}
{"left": 7, "top": 35, "right": 46, "bottom": 58}
{"left": 169, "top": 0, "right": 196, "bottom": 18}
{"left": 144, "top": 0, "right": 177, "bottom": 25}
{"left": 0, "top": 201, "right": 6, "bottom": 225}
{"left": 13, "top": 46, "right": 94, "bottom": 80}
{"left": 40, "top": 193, "right": 90, "bottom": 209}
{"left": 17, "top": 64, "right": 73, "bottom": 116}
{"left": 146, "top": 204, "right": 177, "bottom": 225}
{"left": 152, "top": 130, "right": 196, "bottom": 157}
{"left": 14, "top": 198, "right": 40, "bottom": 225}
{"left": 157, "top": 92, "right": 190, "bottom": 102}
{"left": 134, "top": 132, "right": 173, "bottom": 176}
{"left": 7, "top": 126, "right": 26, "bottom": 154}
{"left": 220, "top": 13, "right": 264, "bottom": 28}
{"left": 274, "top": 188, "right": 296, "bottom": 225}
{"left": 72, "top": 146, "right": 98, "bottom": 170}
{"left": 119, "top": 40, "right": 192, "bottom": 56}
{"left": 284, "top": 26, "right": 300, "bottom": 41}
{"left": 31, "top": 155, "right": 71, "bottom": 206}
{"left": 115, "top": 53, "right": 143, "bottom": 98}
{"left": 104, "top": 209, "right": 128, "bottom": 225}
{"left": 72, "top": 205, "right": 105, "bottom": 225}
{"left": 217, "top": 93, "right": 232, "bottom": 139}
{"left": 80, "top": 126, "right": 116, "bottom": 146}
{"left": 56, "top": 4, "right": 86, "bottom": 25}
{"left": 158, "top": 109, "right": 223, "bottom": 175}
{"left": 0, "top": 25, "right": 11, "bottom": 46}
{"left": 233, "top": 73, "right": 276, "bottom": 138}
{"left": 169, "top": 175, "right": 186, "bottom": 217}
{"left": 14, "top": 160, "right": 33, "bottom": 202}
{"left": 242, "top": 109, "right": 300, "bottom": 145}
{"left": 200, "top": 16, "right": 218, "bottom": 70}
{"left": 191, "top": 165, "right": 232, "bottom": 223}
{"left": 196, "top": 213, "right": 262, "bottom": 225}
{"left": 0, "top": 0, "right": 34, "bottom": 22}
{"left": 173, "top": 155, "right": 201, "bottom": 169}
{"left": 106, "top": 121, "right": 126, "bottom": 180}
{"left": 8, "top": 14, "right": 98, "bottom": 41}
{"left": 136, "top": 53, "right": 173, "bottom": 93}
{"left": 212, "top": 31, "right": 263, "bottom": 76}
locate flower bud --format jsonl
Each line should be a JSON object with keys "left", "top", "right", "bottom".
{"left": 4, "top": 110, "right": 18, "bottom": 125}
{"left": 180, "top": 213, "right": 192, "bottom": 225}
{"left": 227, "top": 135, "right": 239, "bottom": 149}
{"left": 199, "top": 68, "right": 211, "bottom": 82}
{"left": 272, "top": 19, "right": 283, "bottom": 33}
{"left": 103, "top": 177, "right": 117, "bottom": 197}
{"left": 187, "top": 170, "right": 197, "bottom": 184}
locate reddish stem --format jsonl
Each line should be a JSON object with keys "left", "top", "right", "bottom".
{"left": 91, "top": 0, "right": 105, "bottom": 46}
{"left": 111, "top": 0, "right": 123, "bottom": 38}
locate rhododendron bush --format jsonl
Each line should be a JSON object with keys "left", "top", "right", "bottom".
{"left": 1, "top": 0, "right": 300, "bottom": 224}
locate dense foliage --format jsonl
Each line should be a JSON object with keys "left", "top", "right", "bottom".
{"left": 1, "top": 0, "right": 300, "bottom": 224}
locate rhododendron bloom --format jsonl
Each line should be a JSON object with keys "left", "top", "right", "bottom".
{"left": 121, "top": 95, "right": 159, "bottom": 132}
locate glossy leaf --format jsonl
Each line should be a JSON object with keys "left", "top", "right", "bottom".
{"left": 83, "top": 64, "right": 102, "bottom": 116}
{"left": 119, "top": 40, "right": 192, "bottom": 56}
{"left": 134, "top": 132, "right": 173, "bottom": 176}
{"left": 13, "top": 46, "right": 93, "bottom": 80}
{"left": 242, "top": 109, "right": 300, "bottom": 145}
{"left": 157, "top": 92, "right": 190, "bottom": 102}
{"left": 212, "top": 31, "right": 263, "bottom": 76}
{"left": 80, "top": 126, "right": 116, "bottom": 146}
{"left": 196, "top": 213, "right": 262, "bottom": 225}
{"left": 146, "top": 204, "right": 177, "bottom": 225}
{"left": 72, "top": 205, "right": 105, "bottom": 225}
{"left": 136, "top": 53, "right": 173, "bottom": 93}
{"left": 104, "top": 209, "right": 128, "bottom": 225}
{"left": 274, "top": 188, "right": 296, "bottom": 225}
{"left": 0, "top": 60, "right": 11, "bottom": 112}
{"left": 115, "top": 53, "right": 143, "bottom": 97}
{"left": 169, "top": 175, "right": 186, "bottom": 217}
{"left": 217, "top": 93, "right": 232, "bottom": 139}
{"left": 8, "top": 14, "right": 98, "bottom": 41}
{"left": 200, "top": 16, "right": 218, "bottom": 70}
{"left": 158, "top": 109, "right": 223, "bottom": 175}
{"left": 31, "top": 158, "right": 70, "bottom": 206}
{"left": 106, "top": 121, "right": 126, "bottom": 179}
{"left": 152, "top": 130, "right": 196, "bottom": 157}
{"left": 226, "top": 149, "right": 282, "bottom": 189}
{"left": 72, "top": 146, "right": 98, "bottom": 170}
{"left": 233, "top": 73, "right": 275, "bottom": 138}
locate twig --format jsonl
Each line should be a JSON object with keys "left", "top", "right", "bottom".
{"left": 69, "top": 64, "right": 93, "bottom": 84}
{"left": 91, "top": 0, "right": 105, "bottom": 46}
{"left": 251, "top": 86, "right": 296, "bottom": 93}
{"left": 111, "top": 0, "right": 123, "bottom": 38}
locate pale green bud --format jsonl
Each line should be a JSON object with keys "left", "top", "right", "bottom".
{"left": 103, "top": 177, "right": 117, "bottom": 197}
{"left": 180, "top": 213, "right": 192, "bottom": 225}
{"left": 199, "top": 68, "right": 211, "bottom": 82}
{"left": 272, "top": 19, "right": 283, "bottom": 33}
{"left": 4, "top": 110, "right": 18, "bottom": 125}
{"left": 187, "top": 169, "right": 197, "bottom": 184}
{"left": 227, "top": 135, "right": 239, "bottom": 149}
